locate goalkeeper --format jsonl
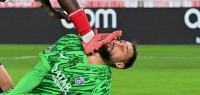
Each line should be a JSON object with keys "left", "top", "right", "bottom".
{"left": 3, "top": 32, "right": 137, "bottom": 95}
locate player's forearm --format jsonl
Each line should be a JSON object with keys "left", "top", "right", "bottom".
{"left": 57, "top": 0, "right": 80, "bottom": 13}
{"left": 57, "top": 0, "right": 94, "bottom": 43}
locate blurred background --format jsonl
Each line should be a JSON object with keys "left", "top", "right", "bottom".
{"left": 0, "top": 0, "right": 200, "bottom": 44}
{"left": 0, "top": 0, "right": 200, "bottom": 95}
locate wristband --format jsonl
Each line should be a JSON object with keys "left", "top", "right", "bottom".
{"left": 69, "top": 8, "right": 91, "bottom": 36}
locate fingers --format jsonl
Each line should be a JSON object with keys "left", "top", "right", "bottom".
{"left": 60, "top": 12, "right": 71, "bottom": 22}
{"left": 48, "top": 9, "right": 71, "bottom": 22}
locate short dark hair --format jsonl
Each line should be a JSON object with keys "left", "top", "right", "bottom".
{"left": 123, "top": 41, "right": 138, "bottom": 69}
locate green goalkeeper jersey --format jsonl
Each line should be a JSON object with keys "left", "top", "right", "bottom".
{"left": 5, "top": 34, "right": 111, "bottom": 95}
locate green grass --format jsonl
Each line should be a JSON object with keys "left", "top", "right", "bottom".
{"left": 0, "top": 44, "right": 200, "bottom": 95}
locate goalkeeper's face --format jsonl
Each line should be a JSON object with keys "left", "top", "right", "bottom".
{"left": 99, "top": 40, "right": 136, "bottom": 69}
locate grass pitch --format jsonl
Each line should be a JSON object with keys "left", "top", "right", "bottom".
{"left": 0, "top": 44, "right": 200, "bottom": 95}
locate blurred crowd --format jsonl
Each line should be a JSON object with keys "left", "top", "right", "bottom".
{"left": 0, "top": 0, "right": 200, "bottom": 8}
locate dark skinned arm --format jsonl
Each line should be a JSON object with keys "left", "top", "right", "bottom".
{"left": 39, "top": 0, "right": 70, "bottom": 21}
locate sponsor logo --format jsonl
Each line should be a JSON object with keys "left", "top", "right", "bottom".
{"left": 184, "top": 8, "right": 200, "bottom": 29}
{"left": 61, "top": 8, "right": 117, "bottom": 29}
{"left": 184, "top": 8, "right": 200, "bottom": 44}
{"left": 196, "top": 37, "right": 200, "bottom": 44}
{"left": 52, "top": 63, "right": 71, "bottom": 95}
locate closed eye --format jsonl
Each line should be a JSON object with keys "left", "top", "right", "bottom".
{"left": 121, "top": 46, "right": 125, "bottom": 53}
{"left": 126, "top": 46, "right": 128, "bottom": 54}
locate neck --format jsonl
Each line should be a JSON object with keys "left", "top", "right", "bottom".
{"left": 87, "top": 53, "right": 105, "bottom": 64}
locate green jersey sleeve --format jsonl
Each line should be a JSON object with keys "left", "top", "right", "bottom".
{"left": 4, "top": 61, "right": 49, "bottom": 95}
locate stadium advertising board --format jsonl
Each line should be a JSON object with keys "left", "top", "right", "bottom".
{"left": 0, "top": 8, "right": 199, "bottom": 44}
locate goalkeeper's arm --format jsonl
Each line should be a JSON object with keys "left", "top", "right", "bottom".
{"left": 5, "top": 61, "right": 49, "bottom": 94}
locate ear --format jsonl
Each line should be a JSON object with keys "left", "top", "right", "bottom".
{"left": 115, "top": 62, "right": 125, "bottom": 69}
